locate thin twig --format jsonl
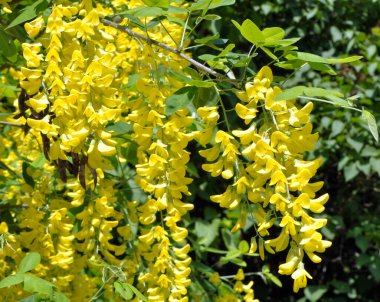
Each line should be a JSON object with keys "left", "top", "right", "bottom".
{"left": 179, "top": 12, "right": 190, "bottom": 50}
{"left": 0, "top": 121, "right": 23, "bottom": 127}
{"left": 100, "top": 18, "right": 225, "bottom": 78}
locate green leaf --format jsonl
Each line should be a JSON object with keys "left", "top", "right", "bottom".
{"left": 22, "top": 162, "right": 35, "bottom": 188}
{"left": 265, "top": 273, "right": 282, "bottom": 288}
{"left": 0, "top": 29, "right": 17, "bottom": 59}
{"left": 127, "top": 283, "right": 148, "bottom": 302}
{"left": 126, "top": 6, "right": 165, "bottom": 17}
{"left": 241, "top": 19, "right": 265, "bottom": 45}
{"left": 0, "top": 273, "right": 25, "bottom": 288}
{"left": 303, "top": 87, "right": 343, "bottom": 98}
{"left": 238, "top": 240, "right": 249, "bottom": 253}
{"left": 123, "top": 141, "right": 138, "bottom": 165}
{"left": 262, "top": 27, "right": 285, "bottom": 41}
{"left": 274, "top": 86, "right": 343, "bottom": 101}
{"left": 0, "top": 160, "right": 18, "bottom": 178}
{"left": 325, "top": 95, "right": 351, "bottom": 107}
{"left": 224, "top": 249, "right": 241, "bottom": 260}
{"left": 23, "top": 275, "right": 55, "bottom": 296}
{"left": 201, "top": 14, "right": 221, "bottom": 21}
{"left": 30, "top": 155, "right": 46, "bottom": 169}
{"left": 231, "top": 20, "right": 242, "bottom": 31}
{"left": 266, "top": 38, "right": 300, "bottom": 46}
{"left": 195, "top": 33, "right": 220, "bottom": 44}
{"left": 19, "top": 252, "right": 41, "bottom": 273}
{"left": 19, "top": 294, "right": 39, "bottom": 302}
{"left": 114, "top": 281, "right": 133, "bottom": 300}
{"left": 331, "top": 120, "right": 345, "bottom": 137}
{"left": 0, "top": 112, "right": 12, "bottom": 117}
{"left": 221, "top": 228, "right": 240, "bottom": 250}
{"left": 193, "top": 86, "right": 218, "bottom": 108}
{"left": 167, "top": 5, "right": 189, "bottom": 14}
{"left": 194, "top": 218, "right": 221, "bottom": 246}
{"left": 190, "top": 0, "right": 235, "bottom": 11}
{"left": 218, "top": 283, "right": 235, "bottom": 296}
{"left": 274, "top": 86, "right": 305, "bottom": 101}
{"left": 142, "top": 0, "right": 169, "bottom": 8}
{"left": 52, "top": 291, "right": 70, "bottom": 302}
{"left": 362, "top": 109, "right": 378, "bottom": 142}
{"left": 304, "top": 286, "right": 328, "bottom": 302}
{"left": 200, "top": 247, "right": 227, "bottom": 254}
{"left": 289, "top": 51, "right": 327, "bottom": 63}
{"left": 165, "top": 86, "right": 196, "bottom": 115}
{"left": 229, "top": 257, "right": 247, "bottom": 267}
{"left": 0, "top": 83, "right": 20, "bottom": 98}
{"left": 123, "top": 74, "right": 145, "bottom": 91}
{"left": 107, "top": 122, "right": 133, "bottom": 135}
{"left": 355, "top": 236, "right": 369, "bottom": 252}
{"left": 7, "top": 0, "right": 50, "bottom": 29}
{"left": 326, "top": 56, "right": 362, "bottom": 64}
{"left": 198, "top": 53, "right": 217, "bottom": 62}
{"left": 260, "top": 46, "right": 278, "bottom": 60}
{"left": 308, "top": 62, "right": 337, "bottom": 75}
{"left": 346, "top": 137, "right": 363, "bottom": 153}
{"left": 343, "top": 163, "right": 359, "bottom": 181}
{"left": 217, "top": 43, "right": 235, "bottom": 57}
{"left": 369, "top": 258, "right": 380, "bottom": 282}
{"left": 168, "top": 70, "right": 214, "bottom": 88}
{"left": 275, "top": 59, "right": 304, "bottom": 70}
{"left": 189, "top": 80, "right": 215, "bottom": 88}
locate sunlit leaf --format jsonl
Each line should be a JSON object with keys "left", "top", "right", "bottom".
{"left": 263, "top": 27, "right": 285, "bottom": 41}
{"left": 142, "top": 0, "right": 169, "bottom": 8}
{"left": 127, "top": 283, "right": 148, "bottom": 302}
{"left": 195, "top": 33, "right": 220, "bottom": 44}
{"left": 7, "top": 0, "right": 50, "bottom": 29}
{"left": 326, "top": 56, "right": 362, "bottom": 64}
{"left": 0, "top": 273, "right": 25, "bottom": 288}
{"left": 19, "top": 252, "right": 41, "bottom": 273}
{"left": 114, "top": 281, "right": 133, "bottom": 300}
{"left": 190, "top": 0, "right": 235, "bottom": 11}
{"left": 23, "top": 275, "right": 55, "bottom": 296}
{"left": 362, "top": 109, "right": 378, "bottom": 142}
{"left": 165, "top": 86, "right": 196, "bottom": 115}
{"left": 241, "top": 19, "right": 265, "bottom": 44}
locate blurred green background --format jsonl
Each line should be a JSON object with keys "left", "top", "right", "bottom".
{"left": 192, "top": 1, "right": 380, "bottom": 301}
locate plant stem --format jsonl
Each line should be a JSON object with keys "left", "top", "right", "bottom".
{"left": 101, "top": 18, "right": 225, "bottom": 78}
{"left": 0, "top": 121, "right": 23, "bottom": 127}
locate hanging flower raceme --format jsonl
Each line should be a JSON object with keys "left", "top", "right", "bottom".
{"left": 14, "top": 0, "right": 125, "bottom": 189}
{"left": 132, "top": 91, "right": 195, "bottom": 300}
{"left": 200, "top": 66, "right": 331, "bottom": 292}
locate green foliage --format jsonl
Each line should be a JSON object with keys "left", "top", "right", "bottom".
{"left": 0, "top": 0, "right": 379, "bottom": 301}
{"left": 190, "top": 0, "right": 380, "bottom": 301}
{"left": 0, "top": 253, "right": 69, "bottom": 302}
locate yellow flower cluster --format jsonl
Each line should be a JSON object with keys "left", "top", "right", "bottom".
{"left": 129, "top": 71, "right": 194, "bottom": 301}
{"left": 15, "top": 0, "right": 124, "bottom": 189}
{"left": 2, "top": 0, "right": 194, "bottom": 300}
{"left": 0, "top": 0, "right": 334, "bottom": 299}
{"left": 199, "top": 66, "right": 331, "bottom": 292}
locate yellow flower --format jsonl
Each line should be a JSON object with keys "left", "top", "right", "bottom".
{"left": 0, "top": 221, "right": 8, "bottom": 234}
{"left": 209, "top": 272, "right": 221, "bottom": 286}
{"left": 291, "top": 262, "right": 312, "bottom": 293}
{"left": 279, "top": 256, "right": 299, "bottom": 275}
{"left": 210, "top": 186, "right": 240, "bottom": 209}
{"left": 22, "top": 43, "right": 43, "bottom": 68}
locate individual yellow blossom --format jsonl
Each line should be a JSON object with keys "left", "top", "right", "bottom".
{"left": 291, "top": 262, "right": 312, "bottom": 293}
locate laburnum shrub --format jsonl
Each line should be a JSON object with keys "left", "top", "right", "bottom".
{"left": 0, "top": 0, "right": 375, "bottom": 301}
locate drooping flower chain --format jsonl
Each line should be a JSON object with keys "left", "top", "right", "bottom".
{"left": 199, "top": 66, "right": 331, "bottom": 293}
